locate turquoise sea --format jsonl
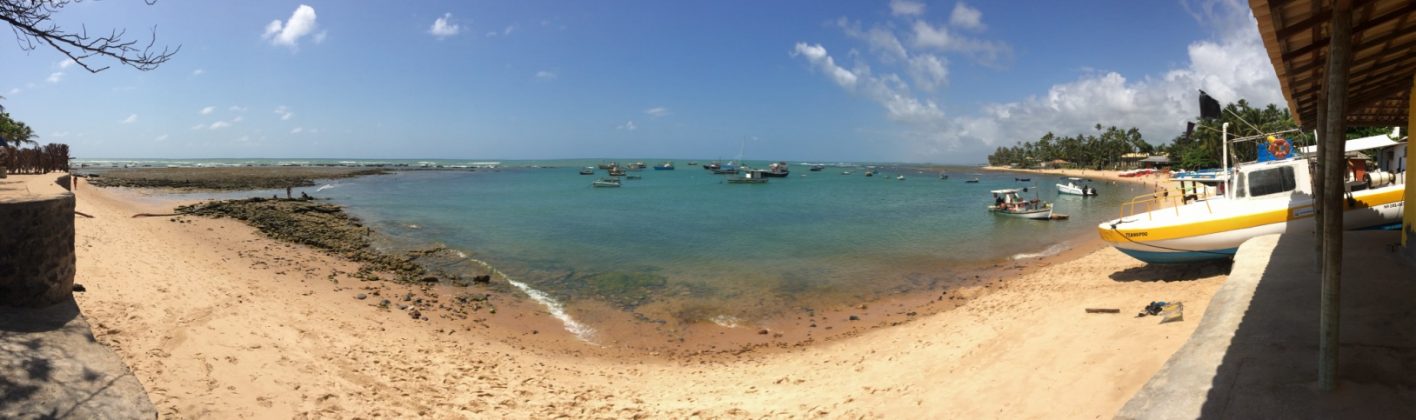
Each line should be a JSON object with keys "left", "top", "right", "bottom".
{"left": 82, "top": 158, "right": 1156, "bottom": 340}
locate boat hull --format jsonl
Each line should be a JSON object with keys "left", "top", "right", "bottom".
{"left": 989, "top": 207, "right": 1053, "bottom": 219}
{"left": 1099, "top": 186, "right": 1405, "bottom": 264}
{"left": 1056, "top": 183, "right": 1096, "bottom": 196}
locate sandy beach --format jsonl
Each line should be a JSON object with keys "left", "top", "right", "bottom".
{"left": 982, "top": 165, "right": 1175, "bottom": 189}
{"left": 58, "top": 175, "right": 1231, "bottom": 418}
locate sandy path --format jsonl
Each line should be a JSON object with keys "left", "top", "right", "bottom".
{"left": 72, "top": 179, "right": 1227, "bottom": 418}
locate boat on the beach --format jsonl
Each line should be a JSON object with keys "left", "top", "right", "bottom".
{"left": 578, "top": 167, "right": 595, "bottom": 175}
{"left": 762, "top": 162, "right": 791, "bottom": 177}
{"left": 1057, "top": 181, "right": 1097, "bottom": 196}
{"left": 1099, "top": 130, "right": 1408, "bottom": 264}
{"left": 654, "top": 162, "right": 675, "bottom": 170}
{"left": 592, "top": 177, "right": 622, "bottom": 188}
{"left": 988, "top": 188, "right": 1054, "bottom": 219}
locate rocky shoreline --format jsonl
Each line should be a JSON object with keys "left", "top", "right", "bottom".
{"left": 175, "top": 197, "right": 467, "bottom": 284}
{"left": 84, "top": 166, "right": 387, "bottom": 190}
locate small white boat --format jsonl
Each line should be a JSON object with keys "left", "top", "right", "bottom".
{"left": 896, "top": 175, "right": 906, "bottom": 180}
{"left": 1057, "top": 181, "right": 1097, "bottom": 196}
{"left": 592, "top": 177, "right": 621, "bottom": 188}
{"left": 988, "top": 189, "right": 1054, "bottom": 219}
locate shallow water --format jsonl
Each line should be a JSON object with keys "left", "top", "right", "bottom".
{"left": 114, "top": 159, "right": 1157, "bottom": 336}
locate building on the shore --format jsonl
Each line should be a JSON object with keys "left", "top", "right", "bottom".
{"left": 1137, "top": 155, "right": 1171, "bottom": 169}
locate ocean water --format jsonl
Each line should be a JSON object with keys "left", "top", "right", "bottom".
{"left": 94, "top": 159, "right": 1157, "bottom": 339}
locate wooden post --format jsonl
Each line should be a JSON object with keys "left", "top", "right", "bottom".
{"left": 1404, "top": 73, "right": 1416, "bottom": 256}
{"left": 1314, "top": 90, "right": 1327, "bottom": 268}
{"left": 1318, "top": 2, "right": 1353, "bottom": 392}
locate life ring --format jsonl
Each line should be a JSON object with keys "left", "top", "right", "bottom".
{"left": 1267, "top": 136, "right": 1291, "bottom": 159}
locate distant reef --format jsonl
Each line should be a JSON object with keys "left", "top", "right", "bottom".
{"left": 86, "top": 167, "right": 387, "bottom": 190}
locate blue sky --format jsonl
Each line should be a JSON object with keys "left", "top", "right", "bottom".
{"left": 0, "top": 0, "right": 1282, "bottom": 163}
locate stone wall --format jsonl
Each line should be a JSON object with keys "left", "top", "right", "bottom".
{"left": 0, "top": 185, "right": 75, "bottom": 307}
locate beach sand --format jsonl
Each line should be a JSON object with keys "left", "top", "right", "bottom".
{"left": 71, "top": 177, "right": 1228, "bottom": 418}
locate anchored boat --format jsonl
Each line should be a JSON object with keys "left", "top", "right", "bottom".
{"left": 592, "top": 177, "right": 622, "bottom": 188}
{"left": 1057, "top": 180, "right": 1097, "bottom": 196}
{"left": 1099, "top": 129, "right": 1407, "bottom": 264}
{"left": 988, "top": 188, "right": 1054, "bottom": 219}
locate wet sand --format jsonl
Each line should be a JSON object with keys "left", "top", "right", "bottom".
{"left": 71, "top": 176, "right": 1230, "bottom": 417}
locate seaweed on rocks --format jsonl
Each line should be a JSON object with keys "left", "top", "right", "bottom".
{"left": 176, "top": 197, "right": 449, "bottom": 283}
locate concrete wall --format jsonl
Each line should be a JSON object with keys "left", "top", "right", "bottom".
{"left": 0, "top": 179, "right": 75, "bottom": 307}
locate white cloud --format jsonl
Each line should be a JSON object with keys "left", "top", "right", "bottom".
{"left": 291, "top": 127, "right": 304, "bottom": 134}
{"left": 232, "top": 115, "right": 244, "bottom": 123}
{"left": 190, "top": 123, "right": 205, "bottom": 130}
{"left": 119, "top": 114, "right": 138, "bottom": 124}
{"left": 889, "top": 0, "right": 925, "bottom": 16}
{"left": 46, "top": 72, "right": 63, "bottom": 83}
{"left": 617, "top": 121, "right": 638, "bottom": 131}
{"left": 911, "top": 20, "right": 1011, "bottom": 67}
{"left": 535, "top": 70, "right": 557, "bottom": 80}
{"left": 57, "top": 59, "right": 74, "bottom": 69}
{"left": 192, "top": 68, "right": 205, "bottom": 76}
{"left": 50, "top": 131, "right": 70, "bottom": 138}
{"left": 313, "top": 30, "right": 328, "bottom": 44}
{"left": 208, "top": 121, "right": 231, "bottom": 130}
{"left": 504, "top": 25, "right": 516, "bottom": 35}
{"left": 274, "top": 105, "right": 294, "bottom": 120}
{"left": 792, "top": 43, "right": 857, "bottom": 89}
{"left": 263, "top": 5, "right": 320, "bottom": 48}
{"left": 200, "top": 106, "right": 216, "bottom": 115}
{"left": 7, "top": 88, "right": 20, "bottom": 95}
{"left": 429, "top": 13, "right": 461, "bottom": 38}
{"left": 949, "top": 2, "right": 986, "bottom": 31}
{"left": 907, "top": 54, "right": 948, "bottom": 92}
{"left": 229, "top": 105, "right": 247, "bottom": 112}
{"left": 836, "top": 18, "right": 908, "bottom": 63}
{"left": 155, "top": 134, "right": 169, "bottom": 142}
{"left": 644, "top": 107, "right": 670, "bottom": 118}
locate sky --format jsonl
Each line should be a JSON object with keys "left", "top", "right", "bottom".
{"left": 0, "top": 0, "right": 1284, "bottom": 163}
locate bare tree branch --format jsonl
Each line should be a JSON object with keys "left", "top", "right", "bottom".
{"left": 1, "top": 0, "right": 178, "bottom": 73}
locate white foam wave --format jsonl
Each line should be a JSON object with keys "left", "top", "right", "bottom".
{"left": 315, "top": 183, "right": 338, "bottom": 192}
{"left": 1011, "top": 243, "right": 1070, "bottom": 260}
{"left": 459, "top": 254, "right": 596, "bottom": 343}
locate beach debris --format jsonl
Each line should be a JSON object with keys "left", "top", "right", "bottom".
{"left": 758, "top": 329, "right": 769, "bottom": 335}
{"left": 1137, "top": 301, "right": 1183, "bottom": 323}
{"left": 1085, "top": 308, "right": 1120, "bottom": 314}
{"left": 848, "top": 315, "right": 860, "bottom": 321}
{"left": 355, "top": 293, "right": 367, "bottom": 300}
{"left": 408, "top": 308, "right": 422, "bottom": 320}
{"left": 72, "top": 283, "right": 86, "bottom": 292}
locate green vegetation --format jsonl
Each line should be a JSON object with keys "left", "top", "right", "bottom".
{"left": 987, "top": 100, "right": 1323, "bottom": 170}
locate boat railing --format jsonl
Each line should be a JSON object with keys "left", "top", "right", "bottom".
{"left": 1119, "top": 189, "right": 1214, "bottom": 221}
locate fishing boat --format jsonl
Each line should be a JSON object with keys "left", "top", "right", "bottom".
{"left": 864, "top": 170, "right": 875, "bottom": 177}
{"left": 703, "top": 161, "right": 721, "bottom": 170}
{"left": 939, "top": 173, "right": 949, "bottom": 180}
{"left": 654, "top": 162, "right": 675, "bottom": 170}
{"left": 608, "top": 165, "right": 627, "bottom": 176}
{"left": 809, "top": 165, "right": 825, "bottom": 172}
{"left": 1099, "top": 128, "right": 1407, "bottom": 264}
{"left": 965, "top": 177, "right": 980, "bottom": 183}
{"left": 578, "top": 167, "right": 595, "bottom": 175}
{"left": 629, "top": 162, "right": 648, "bottom": 170}
{"left": 896, "top": 175, "right": 906, "bottom": 181}
{"left": 988, "top": 189, "right": 1054, "bottom": 219}
{"left": 592, "top": 177, "right": 621, "bottom": 188}
{"left": 1057, "top": 181, "right": 1097, "bottom": 196}
{"left": 842, "top": 171, "right": 852, "bottom": 175}
{"left": 625, "top": 174, "right": 642, "bottom": 180}
{"left": 727, "top": 170, "right": 769, "bottom": 184}
{"left": 762, "top": 161, "right": 791, "bottom": 177}
{"left": 688, "top": 161, "right": 699, "bottom": 166}
{"left": 1015, "top": 177, "right": 1031, "bottom": 182}
{"left": 712, "top": 162, "right": 739, "bottom": 175}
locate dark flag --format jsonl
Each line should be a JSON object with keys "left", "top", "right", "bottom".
{"left": 1198, "top": 90, "right": 1221, "bottom": 119}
